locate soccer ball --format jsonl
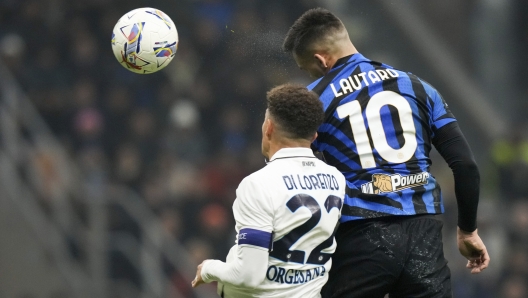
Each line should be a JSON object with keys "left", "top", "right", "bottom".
{"left": 111, "top": 8, "right": 178, "bottom": 74}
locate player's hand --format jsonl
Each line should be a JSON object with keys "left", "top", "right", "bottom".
{"left": 457, "top": 227, "right": 490, "bottom": 274}
{"left": 191, "top": 260, "right": 209, "bottom": 288}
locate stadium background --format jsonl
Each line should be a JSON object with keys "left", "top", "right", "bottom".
{"left": 0, "top": 0, "right": 527, "bottom": 297}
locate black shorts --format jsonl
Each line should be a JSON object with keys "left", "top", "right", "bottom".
{"left": 322, "top": 215, "right": 452, "bottom": 298}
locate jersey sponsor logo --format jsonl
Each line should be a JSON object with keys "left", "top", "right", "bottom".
{"left": 266, "top": 265, "right": 326, "bottom": 285}
{"left": 330, "top": 68, "right": 399, "bottom": 97}
{"left": 282, "top": 174, "right": 340, "bottom": 191}
{"left": 360, "top": 172, "right": 429, "bottom": 194}
{"left": 302, "top": 161, "right": 315, "bottom": 167}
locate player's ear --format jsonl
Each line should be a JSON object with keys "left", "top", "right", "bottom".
{"left": 265, "top": 118, "right": 274, "bottom": 138}
{"left": 314, "top": 54, "right": 328, "bottom": 69}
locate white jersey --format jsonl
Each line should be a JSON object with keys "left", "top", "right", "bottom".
{"left": 204, "top": 147, "right": 346, "bottom": 298}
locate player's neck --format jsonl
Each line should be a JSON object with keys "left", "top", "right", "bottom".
{"left": 267, "top": 139, "right": 312, "bottom": 160}
{"left": 328, "top": 43, "right": 358, "bottom": 70}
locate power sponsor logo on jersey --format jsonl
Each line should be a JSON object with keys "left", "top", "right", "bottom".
{"left": 266, "top": 265, "right": 326, "bottom": 285}
{"left": 360, "top": 172, "right": 429, "bottom": 194}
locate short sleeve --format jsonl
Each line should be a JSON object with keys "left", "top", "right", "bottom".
{"left": 232, "top": 177, "right": 273, "bottom": 250}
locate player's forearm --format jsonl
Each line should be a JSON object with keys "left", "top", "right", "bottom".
{"left": 201, "top": 259, "right": 236, "bottom": 284}
{"left": 433, "top": 122, "right": 480, "bottom": 232}
{"left": 201, "top": 246, "right": 269, "bottom": 288}
{"left": 452, "top": 160, "right": 480, "bottom": 232}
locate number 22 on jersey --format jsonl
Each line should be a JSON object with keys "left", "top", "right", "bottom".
{"left": 270, "top": 194, "right": 342, "bottom": 265}
{"left": 336, "top": 91, "right": 418, "bottom": 169}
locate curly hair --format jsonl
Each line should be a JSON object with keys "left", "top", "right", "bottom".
{"left": 282, "top": 8, "right": 344, "bottom": 56}
{"left": 266, "top": 84, "right": 324, "bottom": 140}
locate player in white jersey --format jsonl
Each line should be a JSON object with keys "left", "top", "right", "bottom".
{"left": 192, "top": 84, "right": 346, "bottom": 298}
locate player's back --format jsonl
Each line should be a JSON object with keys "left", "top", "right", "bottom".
{"left": 222, "top": 148, "right": 346, "bottom": 298}
{"left": 308, "top": 53, "right": 456, "bottom": 221}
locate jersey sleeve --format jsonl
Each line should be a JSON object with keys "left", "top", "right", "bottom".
{"left": 429, "top": 90, "right": 456, "bottom": 132}
{"left": 201, "top": 245, "right": 269, "bottom": 288}
{"left": 200, "top": 177, "right": 273, "bottom": 288}
{"left": 233, "top": 177, "right": 274, "bottom": 251}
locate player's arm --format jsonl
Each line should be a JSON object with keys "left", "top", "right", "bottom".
{"left": 192, "top": 178, "right": 273, "bottom": 288}
{"left": 432, "top": 121, "right": 479, "bottom": 232}
{"left": 194, "top": 241, "right": 270, "bottom": 288}
{"left": 432, "top": 121, "right": 490, "bottom": 273}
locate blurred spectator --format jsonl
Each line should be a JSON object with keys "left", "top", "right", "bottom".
{"left": 114, "top": 143, "right": 142, "bottom": 187}
{"left": 491, "top": 123, "right": 528, "bottom": 199}
{"left": 500, "top": 275, "right": 528, "bottom": 298}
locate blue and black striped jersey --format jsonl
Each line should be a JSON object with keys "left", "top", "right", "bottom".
{"left": 308, "top": 53, "right": 456, "bottom": 222}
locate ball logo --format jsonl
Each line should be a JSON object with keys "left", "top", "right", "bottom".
{"left": 146, "top": 9, "right": 173, "bottom": 29}
{"left": 361, "top": 172, "right": 429, "bottom": 194}
{"left": 121, "top": 22, "right": 144, "bottom": 56}
{"left": 118, "top": 22, "right": 150, "bottom": 70}
{"left": 154, "top": 42, "right": 178, "bottom": 59}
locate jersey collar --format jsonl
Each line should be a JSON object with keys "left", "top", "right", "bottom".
{"left": 307, "top": 53, "right": 371, "bottom": 91}
{"left": 331, "top": 52, "right": 370, "bottom": 71}
{"left": 268, "top": 147, "right": 315, "bottom": 162}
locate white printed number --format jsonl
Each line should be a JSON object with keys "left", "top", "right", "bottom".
{"left": 336, "top": 91, "right": 417, "bottom": 169}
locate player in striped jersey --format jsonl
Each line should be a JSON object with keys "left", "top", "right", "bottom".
{"left": 192, "top": 84, "right": 346, "bottom": 297}
{"left": 283, "top": 8, "right": 490, "bottom": 298}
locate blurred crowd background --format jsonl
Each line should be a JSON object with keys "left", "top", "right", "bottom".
{"left": 0, "top": 0, "right": 527, "bottom": 297}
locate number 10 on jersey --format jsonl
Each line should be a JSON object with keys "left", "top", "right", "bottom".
{"left": 336, "top": 91, "right": 418, "bottom": 169}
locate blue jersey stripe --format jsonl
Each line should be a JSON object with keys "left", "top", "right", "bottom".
{"left": 308, "top": 53, "right": 456, "bottom": 222}
{"left": 317, "top": 142, "right": 361, "bottom": 170}
{"left": 434, "top": 118, "right": 456, "bottom": 130}
{"left": 318, "top": 122, "right": 358, "bottom": 155}
{"left": 344, "top": 196, "right": 412, "bottom": 215}
{"left": 340, "top": 215, "right": 364, "bottom": 222}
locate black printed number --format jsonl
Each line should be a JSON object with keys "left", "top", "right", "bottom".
{"left": 269, "top": 194, "right": 342, "bottom": 265}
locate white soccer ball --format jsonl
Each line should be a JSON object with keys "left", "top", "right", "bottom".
{"left": 111, "top": 8, "right": 178, "bottom": 74}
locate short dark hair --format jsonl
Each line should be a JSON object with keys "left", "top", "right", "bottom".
{"left": 283, "top": 8, "right": 344, "bottom": 56}
{"left": 266, "top": 84, "right": 324, "bottom": 140}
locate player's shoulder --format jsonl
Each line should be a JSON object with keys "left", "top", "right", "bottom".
{"left": 235, "top": 166, "right": 279, "bottom": 211}
{"left": 237, "top": 164, "right": 276, "bottom": 190}
{"left": 238, "top": 170, "right": 263, "bottom": 189}
{"left": 407, "top": 73, "right": 441, "bottom": 97}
